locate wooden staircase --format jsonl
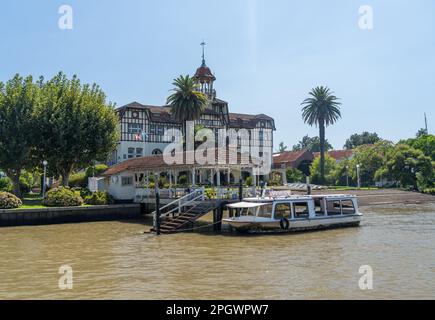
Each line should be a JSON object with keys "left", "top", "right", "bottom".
{"left": 153, "top": 200, "right": 221, "bottom": 234}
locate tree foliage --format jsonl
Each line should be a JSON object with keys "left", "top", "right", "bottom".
{"left": 167, "top": 75, "right": 207, "bottom": 126}
{"left": 301, "top": 86, "right": 341, "bottom": 183}
{"left": 34, "top": 72, "right": 119, "bottom": 186}
{"left": 309, "top": 154, "right": 338, "bottom": 185}
{"left": 347, "top": 140, "right": 394, "bottom": 187}
{"left": 0, "top": 74, "right": 40, "bottom": 197}
{"left": 400, "top": 134, "right": 435, "bottom": 161}
{"left": 344, "top": 131, "right": 381, "bottom": 149}
{"left": 277, "top": 142, "right": 288, "bottom": 153}
{"left": 292, "top": 135, "right": 333, "bottom": 152}
{"left": 375, "top": 144, "right": 433, "bottom": 190}
{"left": 286, "top": 168, "right": 305, "bottom": 183}
{"left": 416, "top": 128, "right": 428, "bottom": 138}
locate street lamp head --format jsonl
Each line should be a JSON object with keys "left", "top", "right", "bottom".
{"left": 43, "top": 160, "right": 48, "bottom": 166}
{"left": 356, "top": 164, "right": 360, "bottom": 169}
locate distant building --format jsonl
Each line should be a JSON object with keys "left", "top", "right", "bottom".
{"left": 271, "top": 149, "right": 314, "bottom": 184}
{"left": 313, "top": 149, "right": 354, "bottom": 163}
{"left": 271, "top": 149, "right": 355, "bottom": 183}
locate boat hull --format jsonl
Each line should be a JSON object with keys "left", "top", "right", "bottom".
{"left": 223, "top": 215, "right": 362, "bottom": 233}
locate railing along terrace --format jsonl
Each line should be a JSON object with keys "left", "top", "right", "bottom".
{"left": 134, "top": 186, "right": 261, "bottom": 203}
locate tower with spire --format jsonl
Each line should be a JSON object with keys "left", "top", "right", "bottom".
{"left": 193, "top": 41, "right": 216, "bottom": 99}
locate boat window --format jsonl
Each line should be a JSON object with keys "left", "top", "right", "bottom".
{"left": 314, "top": 198, "right": 326, "bottom": 216}
{"left": 341, "top": 200, "right": 356, "bottom": 214}
{"left": 240, "top": 208, "right": 256, "bottom": 216}
{"left": 293, "top": 202, "right": 309, "bottom": 219}
{"left": 326, "top": 200, "right": 342, "bottom": 215}
{"left": 257, "top": 204, "right": 273, "bottom": 218}
{"left": 274, "top": 203, "right": 291, "bottom": 219}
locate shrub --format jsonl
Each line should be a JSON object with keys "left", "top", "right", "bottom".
{"left": 158, "top": 176, "right": 168, "bottom": 189}
{"left": 71, "top": 187, "right": 92, "bottom": 198}
{"left": 245, "top": 176, "right": 253, "bottom": 187}
{"left": 0, "top": 177, "right": 12, "bottom": 192}
{"left": 286, "top": 168, "right": 304, "bottom": 183}
{"left": 205, "top": 188, "right": 216, "bottom": 199}
{"left": 69, "top": 172, "right": 87, "bottom": 188}
{"left": 84, "top": 191, "right": 114, "bottom": 205}
{"left": 0, "top": 192, "right": 23, "bottom": 209}
{"left": 19, "top": 171, "right": 40, "bottom": 193}
{"left": 422, "top": 188, "right": 435, "bottom": 195}
{"left": 178, "top": 175, "right": 188, "bottom": 186}
{"left": 267, "top": 179, "right": 281, "bottom": 187}
{"left": 85, "top": 164, "right": 109, "bottom": 177}
{"left": 43, "top": 187, "right": 84, "bottom": 207}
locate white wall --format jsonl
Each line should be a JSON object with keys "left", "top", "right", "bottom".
{"left": 115, "top": 141, "right": 172, "bottom": 163}
{"left": 107, "top": 171, "right": 136, "bottom": 201}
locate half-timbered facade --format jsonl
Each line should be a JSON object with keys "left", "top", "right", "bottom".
{"left": 110, "top": 57, "right": 275, "bottom": 165}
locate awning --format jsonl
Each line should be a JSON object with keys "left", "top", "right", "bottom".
{"left": 227, "top": 202, "right": 268, "bottom": 209}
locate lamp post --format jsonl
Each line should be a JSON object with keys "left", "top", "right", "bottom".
{"left": 345, "top": 165, "right": 349, "bottom": 187}
{"left": 356, "top": 164, "right": 361, "bottom": 189}
{"left": 42, "top": 160, "right": 48, "bottom": 198}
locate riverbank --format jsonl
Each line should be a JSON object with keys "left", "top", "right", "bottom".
{"left": 0, "top": 204, "right": 141, "bottom": 227}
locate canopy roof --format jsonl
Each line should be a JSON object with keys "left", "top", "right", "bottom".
{"left": 227, "top": 202, "right": 268, "bottom": 209}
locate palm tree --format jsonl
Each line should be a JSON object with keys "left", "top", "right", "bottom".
{"left": 167, "top": 75, "right": 208, "bottom": 148}
{"left": 301, "top": 86, "right": 341, "bottom": 183}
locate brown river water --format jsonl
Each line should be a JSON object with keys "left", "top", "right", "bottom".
{"left": 1, "top": 203, "right": 435, "bottom": 299}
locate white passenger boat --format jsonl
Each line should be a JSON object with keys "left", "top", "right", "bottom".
{"left": 223, "top": 194, "right": 362, "bottom": 233}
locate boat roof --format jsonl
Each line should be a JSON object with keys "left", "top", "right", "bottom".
{"left": 243, "top": 194, "right": 357, "bottom": 202}
{"left": 227, "top": 202, "right": 269, "bottom": 209}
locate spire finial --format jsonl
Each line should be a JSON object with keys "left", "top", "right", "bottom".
{"left": 200, "top": 41, "right": 206, "bottom": 66}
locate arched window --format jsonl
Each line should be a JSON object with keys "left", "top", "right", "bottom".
{"left": 152, "top": 148, "right": 163, "bottom": 155}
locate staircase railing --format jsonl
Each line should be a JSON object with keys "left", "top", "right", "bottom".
{"left": 151, "top": 187, "right": 205, "bottom": 218}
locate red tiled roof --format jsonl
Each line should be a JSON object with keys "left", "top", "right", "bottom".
{"left": 313, "top": 150, "right": 354, "bottom": 160}
{"left": 103, "top": 149, "right": 260, "bottom": 176}
{"left": 193, "top": 63, "right": 216, "bottom": 81}
{"left": 273, "top": 149, "right": 311, "bottom": 165}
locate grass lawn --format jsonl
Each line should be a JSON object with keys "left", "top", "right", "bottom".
{"left": 19, "top": 193, "right": 46, "bottom": 209}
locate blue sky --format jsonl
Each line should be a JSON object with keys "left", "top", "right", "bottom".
{"left": 0, "top": 0, "right": 434, "bottom": 149}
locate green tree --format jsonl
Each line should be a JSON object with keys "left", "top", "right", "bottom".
{"left": 286, "top": 167, "right": 304, "bottom": 183}
{"left": 310, "top": 154, "right": 337, "bottom": 185}
{"left": 167, "top": 75, "right": 207, "bottom": 144}
{"left": 301, "top": 86, "right": 341, "bottom": 183}
{"left": 0, "top": 74, "right": 40, "bottom": 197}
{"left": 277, "top": 141, "right": 288, "bottom": 152}
{"left": 348, "top": 141, "right": 394, "bottom": 187}
{"left": 292, "top": 135, "right": 333, "bottom": 152}
{"left": 416, "top": 128, "right": 428, "bottom": 138}
{"left": 375, "top": 144, "right": 433, "bottom": 190}
{"left": 344, "top": 131, "right": 381, "bottom": 149}
{"left": 400, "top": 134, "right": 435, "bottom": 161}
{"left": 34, "top": 72, "right": 118, "bottom": 186}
